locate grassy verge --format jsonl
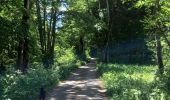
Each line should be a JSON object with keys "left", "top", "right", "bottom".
{"left": 0, "top": 61, "right": 81, "bottom": 100}
{"left": 97, "top": 63, "right": 170, "bottom": 100}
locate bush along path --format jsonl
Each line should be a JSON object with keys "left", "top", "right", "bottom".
{"left": 46, "top": 58, "right": 107, "bottom": 100}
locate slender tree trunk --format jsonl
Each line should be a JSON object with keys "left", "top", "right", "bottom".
{"left": 36, "top": 0, "right": 59, "bottom": 68}
{"left": 17, "top": 0, "right": 30, "bottom": 73}
{"left": 17, "top": 39, "right": 24, "bottom": 68}
{"left": 47, "top": 8, "right": 53, "bottom": 53}
{"left": 22, "top": 38, "right": 29, "bottom": 72}
{"left": 36, "top": 0, "right": 47, "bottom": 67}
{"left": 36, "top": 0, "right": 44, "bottom": 54}
{"left": 104, "top": 0, "right": 111, "bottom": 63}
{"left": 50, "top": 10, "right": 57, "bottom": 65}
{"left": 154, "top": 0, "right": 164, "bottom": 74}
{"left": 155, "top": 34, "right": 164, "bottom": 74}
{"left": 79, "top": 34, "right": 85, "bottom": 60}
{"left": 43, "top": 5, "right": 47, "bottom": 53}
{"left": 106, "top": 0, "right": 110, "bottom": 25}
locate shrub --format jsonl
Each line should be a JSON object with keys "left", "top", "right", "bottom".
{"left": 58, "top": 62, "right": 80, "bottom": 80}
{"left": 56, "top": 47, "right": 80, "bottom": 79}
{"left": 56, "top": 48, "right": 76, "bottom": 65}
{"left": 0, "top": 47, "right": 81, "bottom": 100}
{"left": 0, "top": 65, "right": 59, "bottom": 100}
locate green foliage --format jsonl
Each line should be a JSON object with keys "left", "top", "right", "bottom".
{"left": 55, "top": 46, "right": 80, "bottom": 79}
{"left": 135, "top": 0, "right": 170, "bottom": 33}
{"left": 0, "top": 0, "right": 170, "bottom": 99}
{"left": 56, "top": 47, "right": 76, "bottom": 65}
{"left": 0, "top": 46, "right": 80, "bottom": 99}
{"left": 161, "top": 56, "right": 170, "bottom": 95}
{"left": 0, "top": 65, "right": 59, "bottom": 100}
{"left": 0, "top": 17, "right": 18, "bottom": 65}
{"left": 97, "top": 63, "right": 170, "bottom": 100}
{"left": 60, "top": 0, "right": 97, "bottom": 60}
{"left": 58, "top": 62, "right": 80, "bottom": 80}
{"left": 0, "top": 78, "right": 3, "bottom": 99}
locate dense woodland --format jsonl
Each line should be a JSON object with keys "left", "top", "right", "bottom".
{"left": 0, "top": 0, "right": 170, "bottom": 99}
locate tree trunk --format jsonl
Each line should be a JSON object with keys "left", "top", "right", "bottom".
{"left": 17, "top": 0, "right": 30, "bottom": 73}
{"left": 50, "top": 10, "right": 57, "bottom": 65}
{"left": 154, "top": 0, "right": 164, "bottom": 74}
{"left": 104, "top": 0, "right": 111, "bottom": 63}
{"left": 36, "top": 0, "right": 44, "bottom": 54}
{"left": 43, "top": 5, "right": 47, "bottom": 53}
{"left": 155, "top": 34, "right": 164, "bottom": 74}
{"left": 36, "top": 0, "right": 59, "bottom": 68}
{"left": 17, "top": 39, "right": 24, "bottom": 69}
{"left": 79, "top": 34, "right": 85, "bottom": 60}
{"left": 22, "top": 38, "right": 29, "bottom": 72}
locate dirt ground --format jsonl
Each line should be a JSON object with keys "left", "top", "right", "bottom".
{"left": 46, "top": 59, "right": 107, "bottom": 100}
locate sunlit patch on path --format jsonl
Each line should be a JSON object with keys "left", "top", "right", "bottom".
{"left": 46, "top": 59, "right": 107, "bottom": 100}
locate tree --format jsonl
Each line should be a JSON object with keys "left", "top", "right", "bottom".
{"left": 135, "top": 0, "right": 170, "bottom": 74}
{"left": 16, "top": 0, "right": 31, "bottom": 73}
{"left": 36, "top": 0, "right": 60, "bottom": 67}
{"left": 155, "top": 0, "right": 164, "bottom": 74}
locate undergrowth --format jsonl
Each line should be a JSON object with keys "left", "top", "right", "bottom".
{"left": 0, "top": 47, "right": 81, "bottom": 100}
{"left": 97, "top": 63, "right": 170, "bottom": 100}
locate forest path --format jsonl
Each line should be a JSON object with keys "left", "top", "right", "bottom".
{"left": 46, "top": 58, "right": 107, "bottom": 100}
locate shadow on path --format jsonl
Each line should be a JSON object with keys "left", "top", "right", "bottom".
{"left": 46, "top": 59, "right": 107, "bottom": 100}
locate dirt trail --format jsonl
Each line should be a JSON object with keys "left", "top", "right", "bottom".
{"left": 46, "top": 59, "right": 107, "bottom": 100}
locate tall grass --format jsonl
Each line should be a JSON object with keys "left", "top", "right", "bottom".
{"left": 97, "top": 63, "right": 170, "bottom": 100}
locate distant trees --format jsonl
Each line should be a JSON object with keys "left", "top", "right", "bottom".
{"left": 64, "top": 0, "right": 170, "bottom": 74}
{"left": 95, "top": 0, "right": 147, "bottom": 62}
{"left": 36, "top": 0, "right": 60, "bottom": 68}
{"left": 60, "top": 0, "right": 96, "bottom": 60}
{"left": 0, "top": 0, "right": 170, "bottom": 74}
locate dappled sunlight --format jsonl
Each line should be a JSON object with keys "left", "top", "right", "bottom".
{"left": 97, "top": 63, "right": 169, "bottom": 99}
{"left": 46, "top": 61, "right": 107, "bottom": 100}
{"left": 1, "top": 0, "right": 170, "bottom": 99}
